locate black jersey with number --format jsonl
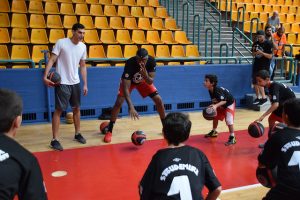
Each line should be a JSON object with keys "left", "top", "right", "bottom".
{"left": 258, "top": 127, "right": 300, "bottom": 199}
{"left": 139, "top": 145, "right": 221, "bottom": 200}
{"left": 252, "top": 40, "right": 273, "bottom": 70}
{"left": 268, "top": 82, "right": 295, "bottom": 117}
{"left": 0, "top": 134, "right": 47, "bottom": 200}
{"left": 121, "top": 56, "right": 156, "bottom": 85}
{"left": 209, "top": 86, "right": 235, "bottom": 108}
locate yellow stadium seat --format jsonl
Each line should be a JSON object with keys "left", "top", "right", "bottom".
{"left": 131, "top": 6, "right": 144, "bottom": 17}
{"left": 152, "top": 18, "right": 167, "bottom": 30}
{"left": 124, "top": 0, "right": 136, "bottom": 6}
{"left": 288, "top": 6, "right": 297, "bottom": 14}
{"left": 282, "top": 23, "right": 291, "bottom": 33}
{"left": 45, "top": 2, "right": 59, "bottom": 14}
{"left": 89, "top": 45, "right": 106, "bottom": 58}
{"left": 47, "top": 15, "right": 63, "bottom": 28}
{"left": 124, "top": 17, "right": 139, "bottom": 30}
{"left": 292, "top": 46, "right": 300, "bottom": 56}
{"left": 99, "top": 0, "right": 112, "bottom": 5}
{"left": 259, "top": 12, "right": 269, "bottom": 23}
{"left": 107, "top": 45, "right": 123, "bottom": 58}
{"left": 123, "top": 45, "right": 138, "bottom": 58}
{"left": 281, "top": 6, "right": 289, "bottom": 13}
{"left": 293, "top": 0, "right": 299, "bottom": 6}
{"left": 156, "top": 45, "right": 170, "bottom": 58}
{"left": 118, "top": 5, "right": 131, "bottom": 17}
{"left": 58, "top": 0, "right": 73, "bottom": 2}
{"left": 11, "top": 28, "right": 30, "bottom": 44}
{"left": 171, "top": 45, "right": 185, "bottom": 58}
{"left": 73, "top": 0, "right": 85, "bottom": 3}
{"left": 279, "top": 13, "right": 286, "bottom": 23}
{"left": 269, "top": 0, "right": 277, "bottom": 4}
{"left": 254, "top": 4, "right": 264, "bottom": 12}
{"left": 136, "top": 0, "right": 148, "bottom": 6}
{"left": 186, "top": 45, "right": 200, "bottom": 57}
{"left": 156, "top": 7, "right": 169, "bottom": 18}
{"left": 253, "top": 0, "right": 261, "bottom": 4}
{"left": 296, "top": 15, "right": 300, "bottom": 22}
{"left": 80, "top": 16, "right": 95, "bottom": 29}
{"left": 148, "top": 0, "right": 161, "bottom": 7}
{"left": 0, "top": 0, "right": 10, "bottom": 13}
{"left": 287, "top": 33, "right": 297, "bottom": 44}
{"left": 60, "top": 3, "right": 75, "bottom": 15}
{"left": 291, "top": 23, "right": 299, "bottom": 33}
{"left": 219, "top": 2, "right": 233, "bottom": 12}
{"left": 84, "top": 29, "right": 102, "bottom": 44}
{"left": 244, "top": 3, "right": 254, "bottom": 12}
{"left": 272, "top": 5, "right": 280, "bottom": 12}
{"left": 249, "top": 12, "right": 259, "bottom": 20}
{"left": 144, "top": 7, "right": 157, "bottom": 18}
{"left": 0, "top": 13, "right": 10, "bottom": 27}
{"left": 174, "top": 31, "right": 192, "bottom": 44}
{"left": 49, "top": 29, "right": 65, "bottom": 43}
{"left": 11, "top": 45, "right": 30, "bottom": 60}
{"left": 32, "top": 45, "right": 49, "bottom": 63}
{"left": 110, "top": 16, "right": 125, "bottom": 29}
{"left": 63, "top": 15, "right": 78, "bottom": 29}
{"left": 0, "top": 28, "right": 10, "bottom": 43}
{"left": 161, "top": 31, "right": 178, "bottom": 44}
{"left": 277, "top": 0, "right": 284, "bottom": 5}
{"left": 264, "top": 5, "right": 273, "bottom": 12}
{"left": 116, "top": 30, "right": 133, "bottom": 44}
{"left": 260, "top": 0, "right": 268, "bottom": 3}
{"left": 100, "top": 30, "right": 118, "bottom": 44}
{"left": 11, "top": 13, "right": 28, "bottom": 28}
{"left": 95, "top": 16, "right": 111, "bottom": 29}
{"left": 141, "top": 45, "right": 155, "bottom": 57}
{"left": 112, "top": 0, "right": 124, "bottom": 5}
{"left": 0, "top": 45, "right": 9, "bottom": 60}
{"left": 28, "top": 1, "right": 44, "bottom": 14}
{"left": 12, "top": 65, "right": 30, "bottom": 69}
{"left": 104, "top": 5, "right": 118, "bottom": 16}
{"left": 286, "top": 14, "right": 295, "bottom": 23}
{"left": 11, "top": 0, "right": 27, "bottom": 13}
{"left": 244, "top": 21, "right": 261, "bottom": 33}
{"left": 132, "top": 30, "right": 148, "bottom": 44}
{"left": 147, "top": 30, "right": 163, "bottom": 44}
{"left": 31, "top": 29, "right": 49, "bottom": 44}
{"left": 29, "top": 14, "right": 46, "bottom": 28}
{"left": 75, "top": 3, "right": 90, "bottom": 15}
{"left": 138, "top": 18, "right": 154, "bottom": 30}
{"left": 90, "top": 4, "right": 105, "bottom": 16}
{"left": 165, "top": 18, "right": 181, "bottom": 30}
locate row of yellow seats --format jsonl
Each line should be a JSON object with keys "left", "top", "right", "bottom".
{"left": 213, "top": 0, "right": 300, "bottom": 6}
{"left": 220, "top": 2, "right": 299, "bottom": 14}
{"left": 0, "top": 0, "right": 162, "bottom": 15}
{"left": 286, "top": 33, "right": 300, "bottom": 44}
{"left": 231, "top": 11, "right": 300, "bottom": 23}
{"left": 0, "top": 28, "right": 191, "bottom": 45}
{"left": 241, "top": 21, "right": 300, "bottom": 34}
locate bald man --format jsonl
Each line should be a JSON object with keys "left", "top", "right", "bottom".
{"left": 267, "top": 11, "right": 281, "bottom": 33}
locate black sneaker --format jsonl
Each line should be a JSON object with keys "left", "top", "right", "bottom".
{"left": 74, "top": 133, "right": 86, "bottom": 144}
{"left": 258, "top": 98, "right": 268, "bottom": 106}
{"left": 50, "top": 139, "right": 63, "bottom": 151}
{"left": 225, "top": 136, "right": 236, "bottom": 146}
{"left": 204, "top": 130, "right": 218, "bottom": 138}
{"left": 253, "top": 98, "right": 261, "bottom": 105}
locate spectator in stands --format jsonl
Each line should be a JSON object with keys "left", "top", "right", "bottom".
{"left": 265, "top": 25, "right": 278, "bottom": 80}
{"left": 43, "top": 23, "right": 88, "bottom": 151}
{"left": 251, "top": 30, "right": 273, "bottom": 106}
{"left": 0, "top": 89, "right": 47, "bottom": 200}
{"left": 267, "top": 11, "right": 281, "bottom": 33}
{"left": 139, "top": 112, "right": 222, "bottom": 200}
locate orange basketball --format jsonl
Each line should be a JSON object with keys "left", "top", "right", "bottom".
{"left": 131, "top": 130, "right": 146, "bottom": 146}
{"left": 65, "top": 112, "right": 73, "bottom": 124}
{"left": 100, "top": 121, "right": 109, "bottom": 134}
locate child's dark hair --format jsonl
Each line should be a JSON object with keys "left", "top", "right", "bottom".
{"left": 205, "top": 74, "right": 218, "bottom": 86}
{"left": 255, "top": 70, "right": 270, "bottom": 80}
{"left": 163, "top": 112, "right": 191, "bottom": 146}
{"left": 72, "top": 23, "right": 85, "bottom": 31}
{"left": 283, "top": 98, "right": 300, "bottom": 127}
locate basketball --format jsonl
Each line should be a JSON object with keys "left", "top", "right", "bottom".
{"left": 65, "top": 112, "right": 73, "bottom": 124}
{"left": 248, "top": 121, "right": 265, "bottom": 138}
{"left": 268, "top": 123, "right": 287, "bottom": 138}
{"left": 202, "top": 106, "right": 217, "bottom": 120}
{"left": 131, "top": 130, "right": 146, "bottom": 146}
{"left": 256, "top": 166, "right": 277, "bottom": 188}
{"left": 100, "top": 121, "right": 109, "bottom": 135}
{"left": 47, "top": 71, "right": 61, "bottom": 85}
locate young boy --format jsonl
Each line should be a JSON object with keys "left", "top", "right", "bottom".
{"left": 258, "top": 98, "right": 300, "bottom": 200}
{"left": 203, "top": 74, "right": 236, "bottom": 146}
{"left": 139, "top": 112, "right": 222, "bottom": 200}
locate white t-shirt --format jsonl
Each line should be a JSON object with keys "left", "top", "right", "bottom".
{"left": 52, "top": 38, "right": 87, "bottom": 85}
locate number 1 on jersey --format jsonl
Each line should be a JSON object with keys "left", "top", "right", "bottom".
{"left": 167, "top": 175, "right": 193, "bottom": 200}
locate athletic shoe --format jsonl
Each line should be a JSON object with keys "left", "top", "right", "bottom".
{"left": 204, "top": 130, "right": 218, "bottom": 138}
{"left": 258, "top": 98, "right": 268, "bottom": 106}
{"left": 253, "top": 98, "right": 260, "bottom": 105}
{"left": 104, "top": 131, "right": 112, "bottom": 143}
{"left": 50, "top": 139, "right": 63, "bottom": 151}
{"left": 258, "top": 143, "right": 265, "bottom": 148}
{"left": 225, "top": 136, "right": 236, "bottom": 146}
{"left": 74, "top": 133, "right": 86, "bottom": 144}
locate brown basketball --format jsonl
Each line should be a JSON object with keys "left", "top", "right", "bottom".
{"left": 202, "top": 106, "right": 217, "bottom": 120}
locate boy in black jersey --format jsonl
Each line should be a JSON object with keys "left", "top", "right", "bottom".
{"left": 0, "top": 89, "right": 47, "bottom": 200}
{"left": 140, "top": 112, "right": 222, "bottom": 200}
{"left": 258, "top": 98, "right": 300, "bottom": 200}
{"left": 203, "top": 74, "right": 237, "bottom": 146}
{"left": 103, "top": 49, "right": 166, "bottom": 143}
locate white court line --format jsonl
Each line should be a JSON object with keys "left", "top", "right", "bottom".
{"left": 221, "top": 183, "right": 262, "bottom": 194}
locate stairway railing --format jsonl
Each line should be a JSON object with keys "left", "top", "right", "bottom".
{"left": 193, "top": 14, "right": 201, "bottom": 50}
{"left": 204, "top": 0, "right": 221, "bottom": 42}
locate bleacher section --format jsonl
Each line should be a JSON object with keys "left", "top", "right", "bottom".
{"left": 0, "top": 0, "right": 201, "bottom": 68}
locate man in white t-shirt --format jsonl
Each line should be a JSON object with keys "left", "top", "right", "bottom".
{"left": 43, "top": 23, "right": 88, "bottom": 151}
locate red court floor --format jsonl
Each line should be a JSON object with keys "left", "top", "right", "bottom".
{"left": 35, "top": 130, "right": 267, "bottom": 200}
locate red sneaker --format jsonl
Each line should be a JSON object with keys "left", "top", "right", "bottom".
{"left": 104, "top": 132, "right": 112, "bottom": 143}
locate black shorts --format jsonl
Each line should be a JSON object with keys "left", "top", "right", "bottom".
{"left": 55, "top": 83, "right": 81, "bottom": 110}
{"left": 252, "top": 66, "right": 270, "bottom": 84}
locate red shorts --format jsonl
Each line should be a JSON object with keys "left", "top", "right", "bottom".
{"left": 118, "top": 80, "right": 158, "bottom": 98}
{"left": 215, "top": 101, "right": 235, "bottom": 126}
{"left": 268, "top": 113, "right": 283, "bottom": 123}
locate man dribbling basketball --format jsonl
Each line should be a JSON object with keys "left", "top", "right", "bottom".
{"left": 102, "top": 48, "right": 165, "bottom": 143}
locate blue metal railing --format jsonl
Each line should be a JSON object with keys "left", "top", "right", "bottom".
{"left": 193, "top": 14, "right": 201, "bottom": 50}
